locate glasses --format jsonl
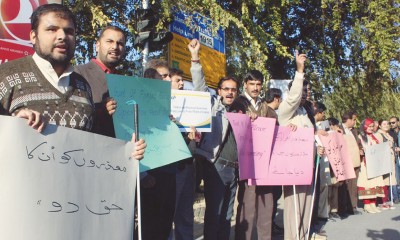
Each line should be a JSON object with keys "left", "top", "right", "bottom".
{"left": 160, "top": 74, "right": 170, "bottom": 79}
{"left": 220, "top": 87, "right": 237, "bottom": 92}
{"left": 390, "top": 122, "right": 397, "bottom": 124}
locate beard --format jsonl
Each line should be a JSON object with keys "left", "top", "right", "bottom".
{"left": 98, "top": 52, "right": 122, "bottom": 69}
{"left": 33, "top": 38, "right": 74, "bottom": 67}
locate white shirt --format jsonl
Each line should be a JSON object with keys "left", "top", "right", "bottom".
{"left": 342, "top": 123, "right": 352, "bottom": 135}
{"left": 244, "top": 91, "right": 261, "bottom": 111}
{"left": 32, "top": 53, "right": 73, "bottom": 93}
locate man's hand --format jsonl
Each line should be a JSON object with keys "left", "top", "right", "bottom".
{"left": 188, "top": 126, "right": 201, "bottom": 142}
{"left": 169, "top": 114, "right": 176, "bottom": 122}
{"left": 16, "top": 108, "right": 46, "bottom": 132}
{"left": 188, "top": 39, "right": 200, "bottom": 60}
{"left": 295, "top": 50, "right": 307, "bottom": 73}
{"left": 248, "top": 112, "right": 258, "bottom": 122}
{"left": 106, "top": 98, "right": 117, "bottom": 115}
{"left": 317, "top": 146, "right": 325, "bottom": 156}
{"left": 131, "top": 133, "right": 146, "bottom": 160}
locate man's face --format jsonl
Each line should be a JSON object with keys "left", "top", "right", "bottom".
{"left": 156, "top": 67, "right": 171, "bottom": 81}
{"left": 390, "top": 118, "right": 399, "bottom": 129}
{"left": 30, "top": 12, "right": 75, "bottom": 68}
{"left": 273, "top": 97, "right": 282, "bottom": 110}
{"left": 217, "top": 79, "right": 238, "bottom": 106}
{"left": 171, "top": 75, "right": 184, "bottom": 90}
{"left": 244, "top": 80, "right": 262, "bottom": 100}
{"left": 96, "top": 29, "right": 125, "bottom": 69}
{"left": 346, "top": 114, "right": 357, "bottom": 128}
{"left": 315, "top": 111, "right": 325, "bottom": 122}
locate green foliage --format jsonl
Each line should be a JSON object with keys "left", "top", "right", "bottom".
{"left": 64, "top": 0, "right": 399, "bottom": 120}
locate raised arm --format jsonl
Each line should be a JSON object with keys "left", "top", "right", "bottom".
{"left": 188, "top": 39, "right": 208, "bottom": 92}
{"left": 278, "top": 51, "right": 306, "bottom": 125}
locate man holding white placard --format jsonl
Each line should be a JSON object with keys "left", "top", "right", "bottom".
{"left": 0, "top": 4, "right": 146, "bottom": 161}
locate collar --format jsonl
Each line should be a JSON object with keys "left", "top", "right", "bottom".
{"left": 342, "top": 123, "right": 352, "bottom": 131}
{"left": 92, "top": 58, "right": 115, "bottom": 74}
{"left": 32, "top": 53, "right": 73, "bottom": 93}
{"left": 32, "top": 53, "right": 73, "bottom": 77}
{"left": 244, "top": 91, "right": 261, "bottom": 110}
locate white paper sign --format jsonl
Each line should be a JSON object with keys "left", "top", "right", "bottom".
{"left": 0, "top": 116, "right": 137, "bottom": 240}
{"left": 171, "top": 89, "right": 212, "bottom": 132}
{"left": 365, "top": 142, "right": 392, "bottom": 179}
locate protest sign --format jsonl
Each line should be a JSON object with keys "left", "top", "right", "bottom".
{"left": 249, "top": 126, "right": 315, "bottom": 185}
{"left": 171, "top": 89, "right": 211, "bottom": 132}
{"left": 365, "top": 142, "right": 392, "bottom": 179}
{"left": 317, "top": 132, "right": 356, "bottom": 181}
{"left": 226, "top": 113, "right": 276, "bottom": 180}
{"left": 0, "top": 116, "right": 136, "bottom": 240}
{"left": 106, "top": 75, "right": 192, "bottom": 172}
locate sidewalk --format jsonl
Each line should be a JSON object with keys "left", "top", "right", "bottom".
{"left": 192, "top": 192, "right": 400, "bottom": 240}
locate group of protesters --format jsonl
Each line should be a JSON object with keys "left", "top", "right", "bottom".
{"left": 1, "top": 3, "right": 400, "bottom": 240}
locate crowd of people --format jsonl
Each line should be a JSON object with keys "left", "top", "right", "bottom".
{"left": 0, "top": 3, "right": 399, "bottom": 240}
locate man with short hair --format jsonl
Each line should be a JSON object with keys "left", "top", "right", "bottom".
{"left": 190, "top": 38, "right": 239, "bottom": 240}
{"left": 265, "top": 88, "right": 282, "bottom": 114}
{"left": 169, "top": 68, "right": 184, "bottom": 90}
{"left": 146, "top": 59, "right": 172, "bottom": 81}
{"left": 389, "top": 116, "right": 400, "bottom": 201}
{"left": 75, "top": 25, "right": 126, "bottom": 137}
{"left": 168, "top": 67, "right": 196, "bottom": 240}
{"left": 231, "top": 70, "right": 275, "bottom": 240}
{"left": 0, "top": 5, "right": 145, "bottom": 160}
{"left": 313, "top": 102, "right": 331, "bottom": 222}
{"left": 0, "top": 4, "right": 93, "bottom": 131}
{"left": 265, "top": 88, "right": 285, "bottom": 236}
{"left": 338, "top": 111, "right": 362, "bottom": 215}
{"left": 389, "top": 116, "right": 399, "bottom": 147}
{"left": 139, "top": 59, "right": 177, "bottom": 239}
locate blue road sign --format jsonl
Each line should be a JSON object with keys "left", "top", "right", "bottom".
{"left": 170, "top": 8, "right": 225, "bottom": 54}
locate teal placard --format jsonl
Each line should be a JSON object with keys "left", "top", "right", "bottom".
{"left": 106, "top": 74, "right": 192, "bottom": 172}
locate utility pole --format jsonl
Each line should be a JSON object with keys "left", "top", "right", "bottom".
{"left": 142, "top": 0, "right": 149, "bottom": 75}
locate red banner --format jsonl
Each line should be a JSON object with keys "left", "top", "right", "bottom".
{"left": 0, "top": 0, "right": 62, "bottom": 64}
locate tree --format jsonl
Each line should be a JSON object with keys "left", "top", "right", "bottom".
{"left": 64, "top": 0, "right": 400, "bottom": 119}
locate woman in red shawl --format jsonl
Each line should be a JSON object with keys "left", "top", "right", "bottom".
{"left": 357, "top": 118, "right": 385, "bottom": 213}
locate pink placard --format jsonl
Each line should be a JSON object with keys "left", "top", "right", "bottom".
{"left": 249, "top": 126, "right": 315, "bottom": 186}
{"left": 318, "top": 131, "right": 356, "bottom": 181}
{"left": 226, "top": 113, "right": 276, "bottom": 180}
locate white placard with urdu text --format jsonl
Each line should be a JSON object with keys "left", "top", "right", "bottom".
{"left": 0, "top": 116, "right": 137, "bottom": 240}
